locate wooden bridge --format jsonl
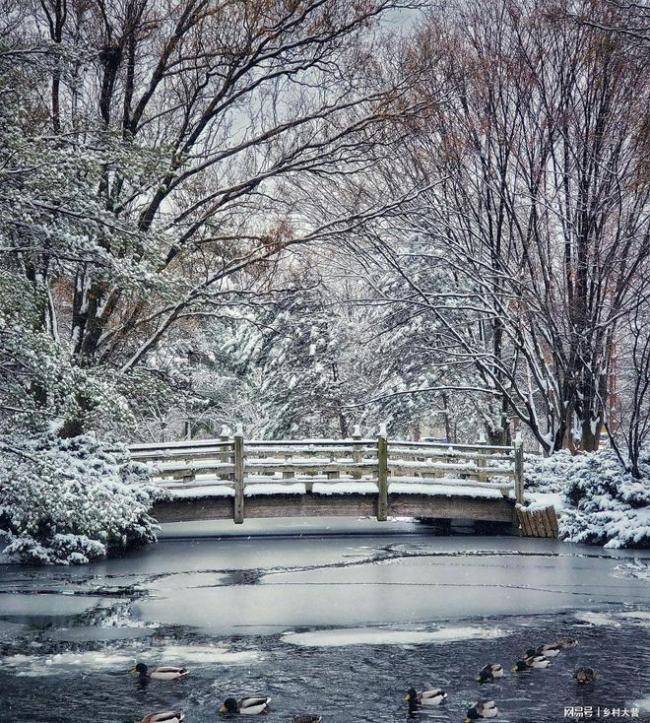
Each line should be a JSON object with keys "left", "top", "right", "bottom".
{"left": 130, "top": 429, "right": 526, "bottom": 526}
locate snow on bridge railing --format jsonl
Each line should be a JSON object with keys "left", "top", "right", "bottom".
{"left": 128, "top": 430, "right": 525, "bottom": 523}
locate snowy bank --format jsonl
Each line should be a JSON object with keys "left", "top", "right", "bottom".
{"left": 0, "top": 433, "right": 158, "bottom": 564}
{"left": 525, "top": 450, "right": 650, "bottom": 549}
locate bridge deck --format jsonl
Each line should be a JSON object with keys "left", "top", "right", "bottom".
{"left": 152, "top": 491, "right": 515, "bottom": 524}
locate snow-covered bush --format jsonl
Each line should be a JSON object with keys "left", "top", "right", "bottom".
{"left": 525, "top": 449, "right": 650, "bottom": 549}
{"left": 523, "top": 450, "right": 575, "bottom": 493}
{"left": 0, "top": 434, "right": 159, "bottom": 564}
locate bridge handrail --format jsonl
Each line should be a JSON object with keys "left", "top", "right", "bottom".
{"left": 130, "top": 430, "right": 525, "bottom": 523}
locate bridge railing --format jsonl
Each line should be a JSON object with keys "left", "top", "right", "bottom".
{"left": 129, "top": 429, "right": 524, "bottom": 523}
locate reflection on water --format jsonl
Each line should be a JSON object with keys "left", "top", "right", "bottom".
{"left": 1, "top": 520, "right": 650, "bottom": 722}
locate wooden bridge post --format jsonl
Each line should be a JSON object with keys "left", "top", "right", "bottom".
{"left": 233, "top": 425, "right": 245, "bottom": 524}
{"left": 377, "top": 425, "right": 389, "bottom": 521}
{"left": 352, "top": 425, "right": 362, "bottom": 479}
{"left": 514, "top": 433, "right": 524, "bottom": 504}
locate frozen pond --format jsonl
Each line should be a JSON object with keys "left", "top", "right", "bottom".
{"left": 1, "top": 518, "right": 650, "bottom": 722}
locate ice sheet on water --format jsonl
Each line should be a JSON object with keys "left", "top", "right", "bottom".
{"left": 3, "top": 650, "right": 136, "bottom": 676}
{"left": 634, "top": 696, "right": 650, "bottom": 712}
{"left": 3, "top": 643, "right": 261, "bottom": 677}
{"left": 575, "top": 611, "right": 622, "bottom": 627}
{"left": 575, "top": 610, "right": 650, "bottom": 628}
{"left": 282, "top": 624, "right": 508, "bottom": 647}
{"left": 155, "top": 644, "right": 261, "bottom": 664}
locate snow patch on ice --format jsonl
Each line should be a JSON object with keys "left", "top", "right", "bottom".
{"left": 575, "top": 611, "right": 622, "bottom": 627}
{"left": 3, "top": 644, "right": 260, "bottom": 676}
{"left": 153, "top": 644, "right": 260, "bottom": 664}
{"left": 282, "top": 625, "right": 508, "bottom": 647}
{"left": 619, "top": 611, "right": 650, "bottom": 624}
{"left": 3, "top": 650, "right": 136, "bottom": 676}
{"left": 634, "top": 696, "right": 650, "bottom": 712}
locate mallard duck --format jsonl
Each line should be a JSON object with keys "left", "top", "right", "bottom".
{"left": 512, "top": 655, "right": 550, "bottom": 671}
{"left": 291, "top": 716, "right": 322, "bottom": 723}
{"left": 530, "top": 643, "right": 561, "bottom": 658}
{"left": 477, "top": 664, "right": 503, "bottom": 683}
{"left": 404, "top": 687, "right": 447, "bottom": 706}
{"left": 138, "top": 712, "right": 184, "bottom": 723}
{"left": 555, "top": 637, "right": 578, "bottom": 649}
{"left": 219, "top": 697, "right": 271, "bottom": 715}
{"left": 525, "top": 654, "right": 551, "bottom": 668}
{"left": 464, "top": 700, "right": 498, "bottom": 720}
{"left": 129, "top": 663, "right": 188, "bottom": 681}
{"left": 574, "top": 667, "right": 596, "bottom": 684}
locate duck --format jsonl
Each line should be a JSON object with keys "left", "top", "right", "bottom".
{"left": 219, "top": 697, "right": 271, "bottom": 715}
{"left": 477, "top": 664, "right": 503, "bottom": 683}
{"left": 555, "top": 637, "right": 578, "bottom": 649}
{"left": 512, "top": 655, "right": 550, "bottom": 672}
{"left": 404, "top": 687, "right": 447, "bottom": 706}
{"left": 291, "top": 716, "right": 322, "bottom": 723}
{"left": 525, "top": 654, "right": 551, "bottom": 668}
{"left": 129, "top": 662, "right": 188, "bottom": 681}
{"left": 530, "top": 643, "right": 561, "bottom": 658}
{"left": 574, "top": 667, "right": 596, "bottom": 684}
{"left": 137, "top": 712, "right": 184, "bottom": 723}
{"left": 464, "top": 700, "right": 499, "bottom": 720}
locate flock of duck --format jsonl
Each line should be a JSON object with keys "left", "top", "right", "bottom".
{"left": 127, "top": 663, "right": 316, "bottom": 722}
{"left": 128, "top": 636, "right": 594, "bottom": 722}
{"left": 405, "top": 636, "right": 595, "bottom": 722}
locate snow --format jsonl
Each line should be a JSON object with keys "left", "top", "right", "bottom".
{"left": 159, "top": 479, "right": 511, "bottom": 499}
{"left": 390, "top": 482, "right": 510, "bottom": 499}
{"left": 245, "top": 483, "right": 306, "bottom": 496}
{"left": 634, "top": 696, "right": 650, "bottom": 713}
{"left": 574, "top": 611, "right": 622, "bottom": 627}
{"left": 0, "top": 433, "right": 157, "bottom": 565}
{"left": 525, "top": 492, "right": 565, "bottom": 512}
{"left": 575, "top": 611, "right": 650, "bottom": 629}
{"left": 2, "top": 644, "right": 259, "bottom": 677}
{"left": 312, "top": 482, "right": 378, "bottom": 495}
{"left": 524, "top": 449, "right": 650, "bottom": 549}
{"left": 164, "top": 485, "right": 235, "bottom": 498}
{"left": 282, "top": 625, "right": 509, "bottom": 647}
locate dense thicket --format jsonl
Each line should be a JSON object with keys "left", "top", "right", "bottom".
{"left": 2, "top": 0, "right": 650, "bottom": 473}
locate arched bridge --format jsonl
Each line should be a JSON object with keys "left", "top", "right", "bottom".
{"left": 130, "top": 431, "right": 527, "bottom": 528}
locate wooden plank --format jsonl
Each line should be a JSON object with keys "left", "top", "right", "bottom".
{"left": 388, "top": 449, "right": 514, "bottom": 462}
{"left": 547, "top": 505, "right": 559, "bottom": 537}
{"left": 352, "top": 427, "right": 363, "bottom": 479}
{"left": 523, "top": 509, "right": 534, "bottom": 536}
{"left": 244, "top": 462, "right": 377, "bottom": 474}
{"left": 514, "top": 507, "right": 524, "bottom": 535}
{"left": 130, "top": 439, "right": 233, "bottom": 452}
{"left": 519, "top": 507, "right": 533, "bottom": 536}
{"left": 514, "top": 437, "right": 524, "bottom": 504}
{"left": 377, "top": 433, "right": 388, "bottom": 521}
{"left": 389, "top": 440, "right": 513, "bottom": 452}
{"left": 389, "top": 462, "right": 515, "bottom": 479}
{"left": 152, "top": 492, "right": 515, "bottom": 523}
{"left": 516, "top": 505, "right": 559, "bottom": 538}
{"left": 247, "top": 440, "right": 372, "bottom": 446}
{"left": 233, "top": 432, "right": 244, "bottom": 524}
